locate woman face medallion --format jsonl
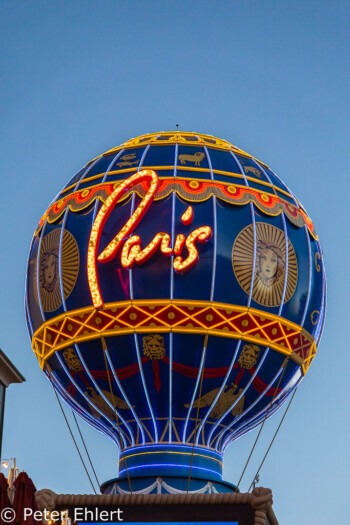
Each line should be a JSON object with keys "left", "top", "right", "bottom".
{"left": 232, "top": 222, "right": 298, "bottom": 307}
{"left": 259, "top": 248, "right": 278, "bottom": 283}
{"left": 43, "top": 254, "right": 56, "bottom": 286}
{"left": 35, "top": 229, "right": 80, "bottom": 312}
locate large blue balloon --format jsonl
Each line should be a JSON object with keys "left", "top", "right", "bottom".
{"left": 25, "top": 132, "right": 325, "bottom": 489}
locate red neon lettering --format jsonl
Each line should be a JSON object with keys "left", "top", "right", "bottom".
{"left": 97, "top": 171, "right": 159, "bottom": 263}
{"left": 88, "top": 170, "right": 158, "bottom": 307}
{"left": 173, "top": 227, "right": 212, "bottom": 272}
{"left": 88, "top": 170, "right": 211, "bottom": 308}
{"left": 174, "top": 234, "right": 186, "bottom": 255}
{"left": 121, "top": 233, "right": 172, "bottom": 269}
{"left": 181, "top": 206, "right": 194, "bottom": 225}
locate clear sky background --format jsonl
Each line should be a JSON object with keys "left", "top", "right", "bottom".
{"left": 1, "top": 1, "right": 349, "bottom": 524}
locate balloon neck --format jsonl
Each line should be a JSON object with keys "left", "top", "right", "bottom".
{"left": 117, "top": 444, "right": 223, "bottom": 482}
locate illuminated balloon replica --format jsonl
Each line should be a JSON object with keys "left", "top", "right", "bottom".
{"left": 25, "top": 132, "right": 326, "bottom": 494}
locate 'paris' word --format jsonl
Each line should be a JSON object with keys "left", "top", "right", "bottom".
{"left": 88, "top": 170, "right": 211, "bottom": 307}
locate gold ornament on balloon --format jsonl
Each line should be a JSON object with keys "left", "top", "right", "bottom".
{"left": 35, "top": 229, "right": 80, "bottom": 312}
{"left": 232, "top": 222, "right": 298, "bottom": 307}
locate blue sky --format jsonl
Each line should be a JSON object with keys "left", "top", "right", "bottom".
{"left": 1, "top": 1, "right": 349, "bottom": 524}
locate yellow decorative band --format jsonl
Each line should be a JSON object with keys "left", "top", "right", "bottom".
{"left": 99, "top": 131, "right": 254, "bottom": 157}
{"left": 35, "top": 177, "right": 316, "bottom": 239}
{"left": 118, "top": 450, "right": 223, "bottom": 466}
{"left": 31, "top": 300, "right": 316, "bottom": 374}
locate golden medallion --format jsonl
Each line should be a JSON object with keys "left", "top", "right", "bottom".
{"left": 232, "top": 223, "right": 298, "bottom": 307}
{"left": 36, "top": 229, "right": 79, "bottom": 312}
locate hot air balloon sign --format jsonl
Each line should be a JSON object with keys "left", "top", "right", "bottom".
{"left": 26, "top": 132, "right": 325, "bottom": 492}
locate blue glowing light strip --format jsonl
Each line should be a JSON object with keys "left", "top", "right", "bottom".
{"left": 38, "top": 157, "right": 105, "bottom": 377}
{"left": 73, "top": 340, "right": 138, "bottom": 446}
{"left": 203, "top": 145, "right": 217, "bottom": 303}
{"left": 256, "top": 162, "right": 293, "bottom": 198}
{"left": 230, "top": 152, "right": 250, "bottom": 186}
{"left": 270, "top": 163, "right": 326, "bottom": 342}
{"left": 268, "top": 367, "right": 301, "bottom": 405}
{"left": 25, "top": 236, "right": 36, "bottom": 337}
{"left": 35, "top": 219, "right": 48, "bottom": 323}
{"left": 24, "top": 307, "right": 33, "bottom": 338}
{"left": 224, "top": 374, "right": 300, "bottom": 447}
{"left": 258, "top": 161, "right": 326, "bottom": 333}
{"left": 231, "top": 152, "right": 257, "bottom": 309}
{"left": 315, "top": 264, "right": 327, "bottom": 345}
{"left": 47, "top": 158, "right": 127, "bottom": 443}
{"left": 230, "top": 152, "right": 272, "bottom": 440}
{"left": 104, "top": 343, "right": 145, "bottom": 445}
{"left": 251, "top": 158, "right": 279, "bottom": 197}
{"left": 301, "top": 225, "right": 313, "bottom": 326}
{"left": 223, "top": 377, "right": 302, "bottom": 450}
{"left": 224, "top": 143, "right": 270, "bottom": 440}
{"left": 55, "top": 352, "right": 130, "bottom": 448}
{"left": 171, "top": 142, "right": 179, "bottom": 298}
{"left": 210, "top": 348, "right": 270, "bottom": 451}
{"left": 248, "top": 158, "right": 287, "bottom": 307}
{"left": 72, "top": 156, "right": 102, "bottom": 193}
{"left": 46, "top": 366, "right": 115, "bottom": 442}
{"left": 252, "top": 159, "right": 293, "bottom": 319}
{"left": 220, "top": 361, "right": 286, "bottom": 451}
{"left": 133, "top": 334, "right": 158, "bottom": 444}
{"left": 58, "top": 158, "right": 101, "bottom": 311}
{"left": 224, "top": 372, "right": 302, "bottom": 447}
{"left": 118, "top": 463, "right": 221, "bottom": 478}
{"left": 49, "top": 371, "right": 112, "bottom": 439}
{"left": 178, "top": 140, "right": 200, "bottom": 444}
{"left": 91, "top": 149, "right": 125, "bottom": 225}
{"left": 128, "top": 144, "right": 151, "bottom": 299}
{"left": 247, "top": 201, "right": 257, "bottom": 305}
{"left": 313, "top": 239, "right": 327, "bottom": 345}
{"left": 73, "top": 342, "right": 128, "bottom": 435}
{"left": 54, "top": 352, "right": 129, "bottom": 446}
{"left": 219, "top": 364, "right": 288, "bottom": 450}
{"left": 255, "top": 159, "right": 314, "bottom": 331}
{"left": 58, "top": 208, "right": 69, "bottom": 312}
{"left": 127, "top": 143, "right": 159, "bottom": 444}
{"left": 182, "top": 340, "right": 207, "bottom": 444}
{"left": 53, "top": 155, "right": 99, "bottom": 203}
{"left": 204, "top": 340, "right": 242, "bottom": 447}
{"left": 191, "top": 146, "right": 219, "bottom": 446}
{"left": 168, "top": 143, "right": 178, "bottom": 443}
{"left": 168, "top": 332, "right": 174, "bottom": 443}
{"left": 55, "top": 155, "right": 102, "bottom": 206}
{"left": 278, "top": 212, "right": 289, "bottom": 315}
